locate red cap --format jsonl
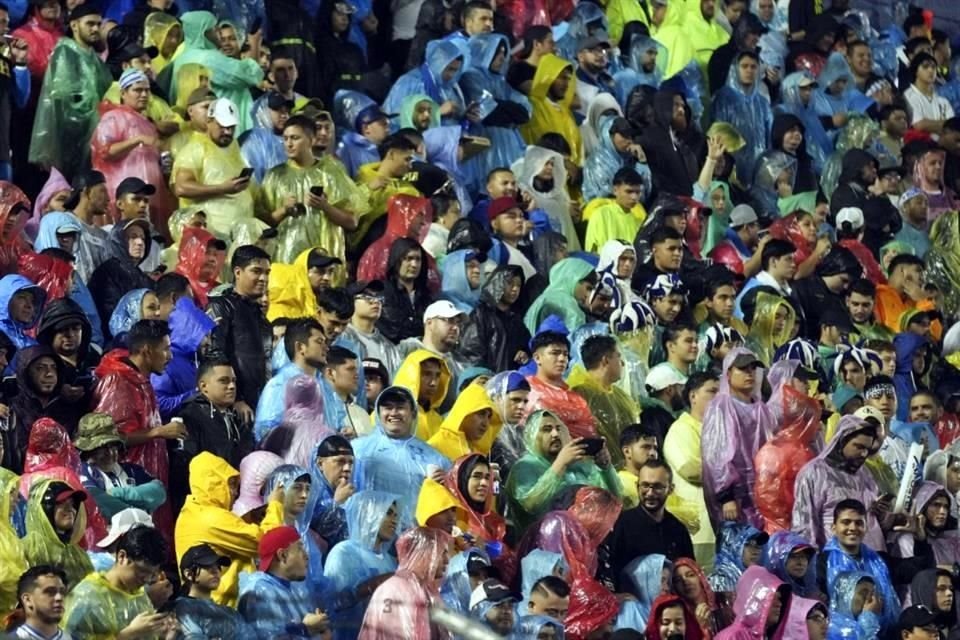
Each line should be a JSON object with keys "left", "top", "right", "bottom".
{"left": 903, "top": 128, "right": 933, "bottom": 146}
{"left": 487, "top": 196, "right": 523, "bottom": 222}
{"left": 258, "top": 526, "right": 301, "bottom": 572}
{"left": 54, "top": 488, "right": 87, "bottom": 504}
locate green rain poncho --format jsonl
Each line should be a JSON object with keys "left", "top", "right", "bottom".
{"left": 256, "top": 157, "right": 371, "bottom": 264}
{"left": 169, "top": 11, "right": 263, "bottom": 133}
{"left": 22, "top": 478, "right": 94, "bottom": 590}
{"left": 702, "top": 180, "right": 732, "bottom": 256}
{"left": 28, "top": 38, "right": 112, "bottom": 179}
{"left": 504, "top": 410, "right": 621, "bottom": 532}
{"left": 0, "top": 468, "right": 27, "bottom": 618}
{"left": 64, "top": 571, "right": 155, "bottom": 639}
{"left": 926, "top": 211, "right": 960, "bottom": 319}
{"left": 523, "top": 258, "right": 595, "bottom": 334}
{"left": 399, "top": 94, "right": 440, "bottom": 130}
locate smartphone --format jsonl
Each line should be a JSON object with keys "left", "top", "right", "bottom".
{"left": 580, "top": 437, "right": 605, "bottom": 456}
{"left": 238, "top": 167, "right": 253, "bottom": 180}
{"left": 310, "top": 185, "right": 324, "bottom": 198}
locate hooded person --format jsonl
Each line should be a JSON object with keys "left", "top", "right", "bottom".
{"left": 16, "top": 251, "right": 72, "bottom": 308}
{"left": 771, "top": 112, "right": 820, "bottom": 191}
{"left": 460, "top": 33, "right": 532, "bottom": 193}
{"left": 653, "top": 0, "right": 730, "bottom": 79}
{"left": 910, "top": 568, "right": 960, "bottom": 637}
{"left": 399, "top": 94, "right": 440, "bottom": 131}
{"left": 174, "top": 226, "right": 226, "bottom": 307}
{"left": 0, "top": 274, "right": 44, "bottom": 356}
{"left": 565, "top": 574, "right": 620, "bottom": 640}
{"left": 352, "top": 386, "right": 450, "bottom": 527}
{"left": 749, "top": 150, "right": 796, "bottom": 220}
{"left": 825, "top": 571, "right": 883, "bottom": 639}
{"left": 582, "top": 116, "right": 653, "bottom": 206}
{"left": 783, "top": 596, "right": 828, "bottom": 640}
{"left": 672, "top": 556, "right": 732, "bottom": 637}
{"left": 107, "top": 288, "right": 156, "bottom": 343}
{"left": 439, "top": 249, "right": 484, "bottom": 312}
{"left": 644, "top": 592, "right": 704, "bottom": 640}
{"left": 174, "top": 452, "right": 284, "bottom": 608}
{"left": 324, "top": 490, "right": 400, "bottom": 640}
{"left": 0, "top": 467, "right": 26, "bottom": 616}
{"left": 0, "top": 183, "right": 29, "bottom": 278}
{"left": 743, "top": 291, "right": 796, "bottom": 368}
{"left": 514, "top": 145, "right": 579, "bottom": 249}
{"left": 701, "top": 348, "right": 775, "bottom": 530}
{"left": 829, "top": 148, "right": 901, "bottom": 255}
{"left": 22, "top": 478, "right": 94, "bottom": 590}
{"left": 504, "top": 409, "right": 621, "bottom": 531}
{"left": 231, "top": 451, "right": 284, "bottom": 518}
{"left": 613, "top": 34, "right": 665, "bottom": 105}
{"left": 621, "top": 554, "right": 673, "bottom": 629}
{"left": 892, "top": 482, "right": 960, "bottom": 567}
{"left": 150, "top": 296, "right": 216, "bottom": 421}
{"left": 428, "top": 384, "right": 503, "bottom": 462}
{"left": 524, "top": 259, "right": 596, "bottom": 334}
{"left": 764, "top": 531, "right": 819, "bottom": 600}
{"left": 792, "top": 415, "right": 885, "bottom": 551}
{"left": 167, "top": 11, "right": 263, "bottom": 134}
{"left": 384, "top": 39, "right": 467, "bottom": 125}
{"left": 709, "top": 523, "right": 770, "bottom": 596}
{"left": 710, "top": 52, "right": 773, "bottom": 184}
{"left": 754, "top": 360, "right": 822, "bottom": 533}
{"left": 88, "top": 220, "right": 156, "bottom": 330}
{"left": 485, "top": 371, "right": 531, "bottom": 478}
{"left": 639, "top": 89, "right": 701, "bottom": 199}
{"left": 304, "top": 435, "right": 355, "bottom": 547}
{"left": 811, "top": 52, "right": 856, "bottom": 127}
{"left": 714, "top": 566, "right": 791, "bottom": 640}
{"left": 458, "top": 265, "right": 531, "bottom": 372}
{"left": 778, "top": 71, "right": 833, "bottom": 171}
{"left": 392, "top": 349, "right": 452, "bottom": 442}
{"left": 512, "top": 615, "right": 566, "bottom": 640}
{"left": 520, "top": 54, "right": 583, "bottom": 165}
{"left": 893, "top": 332, "right": 933, "bottom": 421}
{"left": 357, "top": 194, "right": 438, "bottom": 290}
{"left": 377, "top": 238, "right": 435, "bottom": 343}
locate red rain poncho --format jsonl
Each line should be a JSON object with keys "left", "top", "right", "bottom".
{"left": 92, "top": 349, "right": 172, "bottom": 543}
{"left": 11, "top": 11, "right": 62, "bottom": 81}
{"left": 0, "top": 182, "right": 30, "bottom": 276}
{"left": 645, "top": 593, "right": 704, "bottom": 640}
{"left": 565, "top": 573, "right": 620, "bottom": 640}
{"left": 18, "top": 252, "right": 73, "bottom": 302}
{"left": 673, "top": 557, "right": 729, "bottom": 638}
{"left": 18, "top": 418, "right": 109, "bottom": 549}
{"left": 768, "top": 213, "right": 814, "bottom": 266}
{"left": 525, "top": 373, "right": 598, "bottom": 440}
{"left": 356, "top": 194, "right": 439, "bottom": 293}
{"left": 567, "top": 486, "right": 623, "bottom": 548}
{"left": 175, "top": 226, "right": 225, "bottom": 307}
{"left": 359, "top": 526, "right": 453, "bottom": 640}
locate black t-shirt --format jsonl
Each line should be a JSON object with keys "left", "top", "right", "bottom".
{"left": 507, "top": 61, "right": 536, "bottom": 93}
{"left": 607, "top": 505, "right": 695, "bottom": 590}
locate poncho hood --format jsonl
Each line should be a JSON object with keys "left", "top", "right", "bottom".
{"left": 188, "top": 452, "right": 239, "bottom": 510}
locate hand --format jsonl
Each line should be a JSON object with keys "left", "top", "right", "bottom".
{"left": 706, "top": 134, "right": 726, "bottom": 162}
{"left": 121, "top": 612, "right": 173, "bottom": 638}
{"left": 863, "top": 591, "right": 883, "bottom": 615}
{"left": 234, "top": 401, "right": 254, "bottom": 424}
{"left": 267, "top": 483, "right": 285, "bottom": 504}
{"left": 225, "top": 177, "right": 250, "bottom": 194}
{"left": 341, "top": 425, "right": 357, "bottom": 440}
{"left": 333, "top": 477, "right": 355, "bottom": 504}
{"left": 757, "top": 233, "right": 773, "bottom": 251}
{"left": 871, "top": 495, "right": 893, "bottom": 521}
{"left": 160, "top": 615, "right": 178, "bottom": 640}
{"left": 0, "top": 403, "right": 9, "bottom": 419}
{"left": 765, "top": 66, "right": 781, "bottom": 84}
{"left": 429, "top": 467, "right": 446, "bottom": 483}
{"left": 552, "top": 438, "right": 587, "bottom": 472}
{"left": 153, "top": 421, "right": 187, "bottom": 440}
{"left": 513, "top": 350, "right": 529, "bottom": 365}
{"left": 868, "top": 178, "right": 887, "bottom": 196}
{"left": 307, "top": 191, "right": 327, "bottom": 209}
{"left": 893, "top": 514, "right": 927, "bottom": 541}
{"left": 695, "top": 602, "right": 712, "bottom": 629}
{"left": 832, "top": 112, "right": 849, "bottom": 128}
{"left": 9, "top": 38, "right": 28, "bottom": 65}
{"left": 722, "top": 500, "right": 739, "bottom": 521}
{"left": 138, "top": 135, "right": 158, "bottom": 148}
{"left": 438, "top": 100, "right": 458, "bottom": 117}
{"left": 628, "top": 143, "right": 647, "bottom": 163}
{"left": 465, "top": 103, "right": 483, "bottom": 123}
{"left": 60, "top": 384, "right": 85, "bottom": 402}
{"left": 814, "top": 235, "right": 832, "bottom": 258}
{"left": 519, "top": 190, "right": 535, "bottom": 211}
{"left": 302, "top": 609, "right": 329, "bottom": 635}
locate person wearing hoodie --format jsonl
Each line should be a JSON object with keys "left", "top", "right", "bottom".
{"left": 334, "top": 91, "right": 392, "bottom": 180}
{"left": 231, "top": 450, "right": 284, "bottom": 519}
{"left": 777, "top": 71, "right": 833, "bottom": 171}
{"left": 892, "top": 482, "right": 960, "bottom": 567}
{"left": 357, "top": 194, "right": 437, "bottom": 290}
{"left": 0, "top": 273, "right": 43, "bottom": 358}
{"left": 385, "top": 39, "right": 468, "bottom": 126}
{"left": 524, "top": 259, "right": 598, "bottom": 335}
{"left": 428, "top": 382, "right": 502, "bottom": 462}
{"left": 640, "top": 89, "right": 701, "bottom": 199}
{"left": 710, "top": 52, "right": 773, "bottom": 185}
{"left": 150, "top": 296, "right": 216, "bottom": 421}
{"left": 392, "top": 348, "right": 451, "bottom": 442}
{"left": 375, "top": 238, "right": 434, "bottom": 344}
{"left": 893, "top": 333, "right": 934, "bottom": 421}
{"left": 708, "top": 12, "right": 768, "bottom": 95}
{"left": 87, "top": 218, "right": 155, "bottom": 331}
{"left": 352, "top": 386, "right": 450, "bottom": 527}
{"left": 305, "top": 434, "right": 355, "bottom": 547}
{"left": 520, "top": 54, "right": 583, "bottom": 166}
{"left": 764, "top": 531, "right": 820, "bottom": 601}
{"left": 829, "top": 149, "right": 902, "bottom": 256}
{"left": 825, "top": 571, "right": 883, "bottom": 640}
{"left": 714, "top": 566, "right": 791, "bottom": 640}
{"left": 645, "top": 592, "right": 704, "bottom": 640}
{"left": 175, "top": 451, "right": 284, "bottom": 608}
{"left": 910, "top": 568, "right": 960, "bottom": 639}
{"left": 708, "top": 522, "right": 769, "bottom": 598}
{"left": 458, "top": 265, "right": 531, "bottom": 372}
{"left": 782, "top": 596, "right": 828, "bottom": 640}
{"left": 174, "top": 226, "right": 226, "bottom": 308}
{"left": 613, "top": 32, "right": 664, "bottom": 104}
{"left": 22, "top": 478, "right": 94, "bottom": 590}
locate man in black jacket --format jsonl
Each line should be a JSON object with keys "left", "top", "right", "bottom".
{"left": 206, "top": 245, "right": 271, "bottom": 423}
{"left": 829, "top": 149, "right": 902, "bottom": 255}
{"left": 36, "top": 297, "right": 100, "bottom": 412}
{"left": 88, "top": 217, "right": 155, "bottom": 337}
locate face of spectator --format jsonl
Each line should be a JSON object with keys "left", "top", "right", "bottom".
{"left": 52, "top": 322, "right": 83, "bottom": 358}
{"left": 866, "top": 388, "right": 896, "bottom": 420}
{"left": 925, "top": 495, "right": 951, "bottom": 529}
{"left": 845, "top": 291, "right": 874, "bottom": 324}
{"left": 140, "top": 292, "right": 161, "bottom": 320}
{"left": 935, "top": 574, "right": 954, "bottom": 612}
{"left": 465, "top": 7, "right": 494, "bottom": 35}
{"left": 122, "top": 80, "right": 151, "bottom": 112}
{"left": 700, "top": 0, "right": 715, "bottom": 19}
{"left": 125, "top": 224, "right": 147, "bottom": 261}
{"left": 38, "top": 0, "right": 61, "bottom": 21}
{"left": 462, "top": 408, "right": 493, "bottom": 443}
{"left": 883, "top": 109, "right": 909, "bottom": 137}
{"left": 378, "top": 398, "right": 414, "bottom": 437}
{"left": 442, "top": 57, "right": 462, "bottom": 82}
{"left": 217, "top": 25, "right": 240, "bottom": 57}
{"left": 673, "top": 565, "right": 703, "bottom": 601}
{"left": 208, "top": 119, "right": 236, "bottom": 147}
{"left": 199, "top": 365, "right": 236, "bottom": 407}
{"left": 658, "top": 604, "right": 686, "bottom": 640}
{"left": 485, "top": 600, "right": 515, "bottom": 635}
{"left": 832, "top": 508, "right": 866, "bottom": 552}
{"left": 652, "top": 238, "right": 683, "bottom": 271}
{"left": 9, "top": 290, "right": 36, "bottom": 325}
{"left": 737, "top": 55, "right": 758, "bottom": 86}
{"left": 234, "top": 258, "right": 270, "bottom": 297}
{"left": 637, "top": 465, "right": 671, "bottom": 513}
{"left": 145, "top": 335, "right": 173, "bottom": 374}
{"left": 535, "top": 415, "right": 565, "bottom": 458}
{"left": 28, "top": 356, "right": 58, "bottom": 397}
{"left": 52, "top": 499, "right": 77, "bottom": 534}
{"left": 189, "top": 563, "right": 223, "bottom": 592}
{"left": 651, "top": 294, "right": 684, "bottom": 324}
{"left": 534, "top": 343, "right": 568, "bottom": 380}
{"left": 848, "top": 45, "right": 872, "bottom": 75}
{"left": 528, "top": 587, "right": 569, "bottom": 620}
{"left": 785, "top": 549, "right": 811, "bottom": 579}
{"left": 782, "top": 126, "right": 803, "bottom": 154}
{"left": 548, "top": 67, "right": 572, "bottom": 101}
{"left": 72, "top": 14, "right": 103, "bottom": 48}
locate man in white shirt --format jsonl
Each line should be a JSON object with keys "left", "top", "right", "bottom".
{"left": 904, "top": 53, "right": 955, "bottom": 135}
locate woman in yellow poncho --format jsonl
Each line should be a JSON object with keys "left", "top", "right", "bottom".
{"left": 653, "top": 0, "right": 730, "bottom": 79}
{"left": 0, "top": 468, "right": 27, "bottom": 617}
{"left": 520, "top": 54, "right": 583, "bottom": 166}
{"left": 744, "top": 291, "right": 796, "bottom": 367}
{"left": 144, "top": 13, "right": 183, "bottom": 74}
{"left": 393, "top": 350, "right": 452, "bottom": 441}
{"left": 427, "top": 383, "right": 503, "bottom": 462}
{"left": 22, "top": 478, "right": 94, "bottom": 591}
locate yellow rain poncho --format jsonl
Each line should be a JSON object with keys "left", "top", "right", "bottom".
{"left": 520, "top": 54, "right": 583, "bottom": 166}
{"left": 174, "top": 452, "right": 283, "bottom": 608}
{"left": 663, "top": 411, "right": 715, "bottom": 570}
{"left": 22, "top": 478, "right": 94, "bottom": 590}
{"left": 63, "top": 571, "right": 154, "bottom": 640}
{"left": 393, "top": 349, "right": 452, "bottom": 442}
{"left": 0, "top": 468, "right": 27, "bottom": 617}
{"left": 172, "top": 63, "right": 209, "bottom": 116}
{"left": 427, "top": 383, "right": 503, "bottom": 461}
{"left": 266, "top": 247, "right": 329, "bottom": 321}
{"left": 654, "top": 1, "right": 730, "bottom": 79}
{"left": 256, "top": 156, "right": 370, "bottom": 264}
{"left": 144, "top": 12, "right": 182, "bottom": 74}
{"left": 352, "top": 162, "right": 421, "bottom": 248}
{"left": 568, "top": 368, "right": 640, "bottom": 468}
{"left": 582, "top": 198, "right": 646, "bottom": 254}
{"left": 415, "top": 478, "right": 465, "bottom": 527}
{"left": 745, "top": 291, "right": 795, "bottom": 367}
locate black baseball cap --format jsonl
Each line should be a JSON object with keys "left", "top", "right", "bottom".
{"left": 180, "top": 544, "right": 231, "bottom": 572}
{"left": 266, "top": 92, "right": 296, "bottom": 111}
{"left": 898, "top": 605, "right": 939, "bottom": 633}
{"left": 115, "top": 177, "right": 156, "bottom": 200}
{"left": 347, "top": 280, "right": 385, "bottom": 297}
{"left": 115, "top": 43, "right": 159, "bottom": 62}
{"left": 363, "top": 358, "right": 389, "bottom": 383}
{"left": 820, "top": 305, "right": 856, "bottom": 334}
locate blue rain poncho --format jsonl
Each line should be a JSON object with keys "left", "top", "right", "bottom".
{"left": 306, "top": 436, "right": 349, "bottom": 547}
{"left": 708, "top": 522, "right": 765, "bottom": 594}
{"left": 777, "top": 71, "right": 833, "bottom": 171}
{"left": 325, "top": 490, "right": 400, "bottom": 640}
{"left": 424, "top": 125, "right": 473, "bottom": 212}
{"left": 765, "top": 530, "right": 818, "bottom": 599}
{"left": 254, "top": 359, "right": 343, "bottom": 443}
{"left": 520, "top": 549, "right": 567, "bottom": 603}
{"left": 107, "top": 288, "right": 151, "bottom": 340}
{"left": 709, "top": 55, "right": 772, "bottom": 186}
{"left": 826, "top": 571, "right": 882, "bottom": 640}
{"left": 555, "top": 3, "right": 607, "bottom": 63}
{"left": 384, "top": 40, "right": 467, "bottom": 125}
{"left": 351, "top": 386, "right": 451, "bottom": 527}
{"left": 620, "top": 554, "right": 671, "bottom": 629}
{"left": 240, "top": 127, "right": 285, "bottom": 184}
{"left": 334, "top": 90, "right": 382, "bottom": 179}
{"left": 441, "top": 548, "right": 489, "bottom": 614}
{"left": 812, "top": 52, "right": 855, "bottom": 138}
{"left": 0, "top": 274, "right": 44, "bottom": 357}
{"left": 752, "top": 0, "right": 787, "bottom": 32}
{"left": 209, "top": 0, "right": 266, "bottom": 37}
{"left": 582, "top": 114, "right": 652, "bottom": 202}
{"left": 511, "top": 615, "right": 565, "bottom": 639}
{"left": 175, "top": 595, "right": 254, "bottom": 639}
{"left": 460, "top": 33, "right": 531, "bottom": 195}
{"left": 263, "top": 464, "right": 330, "bottom": 600}
{"left": 440, "top": 249, "right": 482, "bottom": 311}
{"left": 612, "top": 35, "right": 664, "bottom": 107}
{"left": 823, "top": 537, "right": 900, "bottom": 632}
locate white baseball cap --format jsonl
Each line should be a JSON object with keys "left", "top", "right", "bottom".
{"left": 424, "top": 300, "right": 466, "bottom": 322}
{"left": 208, "top": 98, "right": 239, "bottom": 127}
{"left": 645, "top": 363, "right": 688, "bottom": 392}
{"left": 835, "top": 207, "right": 865, "bottom": 231}
{"left": 854, "top": 406, "right": 886, "bottom": 430}
{"left": 96, "top": 508, "right": 154, "bottom": 548}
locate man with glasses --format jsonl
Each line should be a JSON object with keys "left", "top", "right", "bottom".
{"left": 399, "top": 300, "right": 469, "bottom": 410}
{"left": 343, "top": 280, "right": 401, "bottom": 376}
{"left": 608, "top": 459, "right": 694, "bottom": 586}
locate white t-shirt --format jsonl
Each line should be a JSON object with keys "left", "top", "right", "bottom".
{"left": 904, "top": 85, "right": 955, "bottom": 124}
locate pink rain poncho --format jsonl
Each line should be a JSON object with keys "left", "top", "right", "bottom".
{"left": 791, "top": 415, "right": 884, "bottom": 551}
{"left": 755, "top": 361, "right": 822, "bottom": 533}
{"left": 892, "top": 481, "right": 960, "bottom": 565}
{"left": 715, "top": 566, "right": 791, "bottom": 640}
{"left": 359, "top": 526, "right": 452, "bottom": 640}
{"left": 262, "top": 375, "right": 334, "bottom": 469}
{"left": 701, "top": 348, "right": 775, "bottom": 530}
{"left": 231, "top": 451, "right": 284, "bottom": 517}
{"left": 0, "top": 182, "right": 30, "bottom": 276}
{"left": 27, "top": 168, "right": 69, "bottom": 238}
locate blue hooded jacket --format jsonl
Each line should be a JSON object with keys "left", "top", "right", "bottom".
{"left": 384, "top": 40, "right": 467, "bottom": 125}
{"left": 710, "top": 55, "right": 773, "bottom": 185}
{"left": 151, "top": 297, "right": 216, "bottom": 421}
{"left": 582, "top": 114, "right": 652, "bottom": 202}
{"left": 424, "top": 125, "right": 473, "bottom": 212}
{"left": 240, "top": 126, "right": 286, "bottom": 184}
{"left": 0, "top": 274, "right": 45, "bottom": 371}
{"left": 764, "top": 530, "right": 818, "bottom": 598}
{"left": 893, "top": 332, "right": 931, "bottom": 421}
{"left": 107, "top": 288, "right": 151, "bottom": 340}
{"left": 823, "top": 538, "right": 900, "bottom": 632}
{"left": 825, "top": 570, "right": 882, "bottom": 640}
{"left": 440, "top": 249, "right": 482, "bottom": 311}
{"left": 778, "top": 71, "right": 833, "bottom": 171}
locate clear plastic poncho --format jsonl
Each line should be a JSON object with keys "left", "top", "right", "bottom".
{"left": 764, "top": 530, "right": 818, "bottom": 599}
{"left": 825, "top": 571, "right": 882, "bottom": 640}
{"left": 523, "top": 259, "right": 594, "bottom": 334}
{"left": 822, "top": 536, "right": 899, "bottom": 631}
{"left": 514, "top": 145, "right": 579, "bottom": 248}
{"left": 613, "top": 35, "right": 665, "bottom": 107}
{"left": 384, "top": 40, "right": 466, "bottom": 126}
{"left": 926, "top": 211, "right": 960, "bottom": 319}
{"left": 22, "top": 478, "right": 94, "bottom": 590}
{"left": 63, "top": 569, "right": 155, "bottom": 639}
{"left": 621, "top": 553, "right": 672, "bottom": 628}
{"left": 709, "top": 58, "right": 773, "bottom": 186}
{"left": 107, "top": 288, "right": 151, "bottom": 339}
{"left": 0, "top": 468, "right": 27, "bottom": 617}
{"left": 567, "top": 359, "right": 640, "bottom": 469}
{"left": 749, "top": 151, "right": 796, "bottom": 219}
{"left": 708, "top": 522, "right": 765, "bottom": 594}
{"left": 440, "top": 249, "right": 482, "bottom": 312}
{"left": 777, "top": 71, "right": 832, "bottom": 170}
{"left": 232, "top": 450, "right": 284, "bottom": 517}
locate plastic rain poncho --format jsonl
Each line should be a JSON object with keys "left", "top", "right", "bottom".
{"left": 710, "top": 58, "right": 773, "bottom": 188}
{"left": 812, "top": 53, "right": 856, "bottom": 125}
{"left": 765, "top": 530, "right": 818, "bottom": 599}
{"left": 356, "top": 194, "right": 438, "bottom": 291}
{"left": 17, "top": 251, "right": 73, "bottom": 303}
{"left": 504, "top": 410, "right": 620, "bottom": 532}
{"left": 653, "top": 1, "right": 729, "bottom": 79}
{"left": 169, "top": 11, "right": 263, "bottom": 134}
{"left": 22, "top": 478, "right": 94, "bottom": 590}
{"left": 523, "top": 259, "right": 593, "bottom": 334}
{"left": 232, "top": 451, "right": 284, "bottom": 517}
{"left": 63, "top": 569, "right": 156, "bottom": 640}
{"left": 701, "top": 347, "right": 775, "bottom": 530}
{"left": 892, "top": 482, "right": 960, "bottom": 566}
{"left": 460, "top": 33, "right": 531, "bottom": 193}
{"left": 27, "top": 167, "right": 69, "bottom": 235}
{"left": 173, "top": 226, "right": 224, "bottom": 307}
{"left": 792, "top": 415, "right": 884, "bottom": 551}
{"left": 277, "top": 375, "right": 338, "bottom": 468}
{"left": 709, "top": 522, "right": 765, "bottom": 595}
{"left": 352, "top": 386, "right": 451, "bottom": 527}
{"left": 778, "top": 71, "right": 832, "bottom": 171}
{"left": 28, "top": 38, "right": 112, "bottom": 179}
{"left": 306, "top": 436, "right": 350, "bottom": 547}
{"left": 0, "top": 468, "right": 26, "bottom": 617}
{"left": 511, "top": 615, "right": 565, "bottom": 640}
{"left": 621, "top": 554, "right": 671, "bottom": 628}
{"left": 175, "top": 595, "right": 253, "bottom": 640}
{"left": 359, "top": 526, "right": 453, "bottom": 640}
{"left": 520, "top": 549, "right": 567, "bottom": 606}
{"left": 515, "top": 145, "right": 579, "bottom": 249}
{"left": 583, "top": 116, "right": 652, "bottom": 205}
{"left": 424, "top": 125, "right": 473, "bottom": 213}
{"left": 613, "top": 35, "right": 665, "bottom": 107}
{"left": 0, "top": 273, "right": 43, "bottom": 354}
{"left": 716, "top": 566, "right": 791, "bottom": 640}
{"left": 443, "top": 454, "right": 510, "bottom": 559}
{"left": 384, "top": 40, "right": 466, "bottom": 125}
{"left": 749, "top": 151, "right": 796, "bottom": 220}
{"left": 820, "top": 116, "right": 882, "bottom": 202}
{"left": 568, "top": 363, "right": 639, "bottom": 468}
{"left": 107, "top": 288, "right": 150, "bottom": 340}
{"left": 428, "top": 383, "right": 503, "bottom": 461}
{"left": 143, "top": 12, "right": 181, "bottom": 73}
{"left": 393, "top": 350, "right": 452, "bottom": 442}
{"left": 440, "top": 548, "right": 484, "bottom": 614}
{"left": 257, "top": 157, "right": 369, "bottom": 266}
{"left": 745, "top": 292, "right": 795, "bottom": 367}
{"left": 581, "top": 93, "right": 622, "bottom": 161}
{"left": 755, "top": 365, "right": 822, "bottom": 533}
{"left": 253, "top": 361, "right": 336, "bottom": 445}
{"left": 325, "top": 490, "right": 400, "bottom": 640}
{"left": 175, "top": 452, "right": 284, "bottom": 608}
{"left": 826, "top": 571, "right": 882, "bottom": 640}
{"left": 399, "top": 93, "right": 441, "bottom": 130}
{"left": 822, "top": 535, "right": 899, "bottom": 632}
{"left": 484, "top": 371, "right": 528, "bottom": 474}
{"left": 556, "top": 3, "right": 607, "bottom": 61}
{"left": 440, "top": 249, "right": 482, "bottom": 311}
{"left": 926, "top": 211, "right": 960, "bottom": 320}
{"left": 520, "top": 55, "right": 583, "bottom": 166}
{"left": 240, "top": 126, "right": 285, "bottom": 185}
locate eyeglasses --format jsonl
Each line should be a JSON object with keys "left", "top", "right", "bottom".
{"left": 638, "top": 482, "right": 668, "bottom": 493}
{"left": 357, "top": 294, "right": 384, "bottom": 303}
{"left": 806, "top": 613, "right": 828, "bottom": 624}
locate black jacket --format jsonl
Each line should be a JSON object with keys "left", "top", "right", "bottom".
{"left": 205, "top": 290, "right": 271, "bottom": 408}
{"left": 772, "top": 113, "right": 819, "bottom": 194}
{"left": 607, "top": 505, "right": 695, "bottom": 590}
{"left": 458, "top": 265, "right": 531, "bottom": 371}
{"left": 639, "top": 89, "right": 702, "bottom": 199}
{"left": 830, "top": 149, "right": 902, "bottom": 255}
{"left": 88, "top": 224, "right": 155, "bottom": 338}
{"left": 266, "top": 0, "right": 322, "bottom": 98}
{"left": 376, "top": 239, "right": 432, "bottom": 343}
{"left": 36, "top": 297, "right": 101, "bottom": 384}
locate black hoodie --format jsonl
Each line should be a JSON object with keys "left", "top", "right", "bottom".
{"left": 639, "top": 89, "right": 702, "bottom": 199}
{"left": 829, "top": 149, "right": 902, "bottom": 255}
{"left": 458, "top": 265, "right": 531, "bottom": 371}
{"left": 772, "top": 113, "right": 819, "bottom": 194}
{"left": 36, "top": 297, "right": 100, "bottom": 383}
{"left": 87, "top": 222, "right": 155, "bottom": 338}
{"left": 376, "top": 237, "right": 432, "bottom": 343}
